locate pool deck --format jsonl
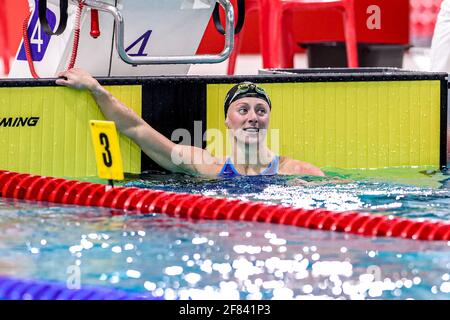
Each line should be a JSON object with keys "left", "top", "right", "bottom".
{"left": 188, "top": 48, "right": 431, "bottom": 75}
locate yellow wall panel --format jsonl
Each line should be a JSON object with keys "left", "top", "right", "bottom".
{"left": 0, "top": 86, "right": 142, "bottom": 177}
{"left": 207, "top": 81, "right": 441, "bottom": 169}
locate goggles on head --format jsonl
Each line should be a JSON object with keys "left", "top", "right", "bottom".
{"left": 224, "top": 82, "right": 271, "bottom": 116}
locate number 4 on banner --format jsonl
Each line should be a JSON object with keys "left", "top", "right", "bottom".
{"left": 89, "top": 120, "right": 124, "bottom": 186}
{"left": 30, "top": 20, "right": 44, "bottom": 53}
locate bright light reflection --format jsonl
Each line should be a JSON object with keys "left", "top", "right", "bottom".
{"left": 165, "top": 266, "right": 183, "bottom": 276}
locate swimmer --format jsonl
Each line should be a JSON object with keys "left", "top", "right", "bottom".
{"left": 56, "top": 68, "right": 324, "bottom": 178}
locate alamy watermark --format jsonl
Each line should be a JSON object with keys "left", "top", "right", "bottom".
{"left": 367, "top": 5, "right": 381, "bottom": 30}
{"left": 66, "top": 265, "right": 81, "bottom": 290}
{"left": 170, "top": 121, "right": 280, "bottom": 166}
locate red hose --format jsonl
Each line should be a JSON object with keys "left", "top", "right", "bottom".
{"left": 0, "top": 170, "right": 449, "bottom": 241}
{"left": 23, "top": 11, "right": 39, "bottom": 79}
{"left": 67, "top": 0, "right": 84, "bottom": 70}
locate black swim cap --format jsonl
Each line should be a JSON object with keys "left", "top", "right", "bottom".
{"left": 224, "top": 82, "right": 271, "bottom": 117}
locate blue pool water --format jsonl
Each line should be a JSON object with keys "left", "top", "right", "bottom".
{"left": 0, "top": 168, "right": 449, "bottom": 300}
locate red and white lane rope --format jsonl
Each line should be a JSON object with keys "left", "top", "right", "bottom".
{"left": 0, "top": 170, "right": 449, "bottom": 241}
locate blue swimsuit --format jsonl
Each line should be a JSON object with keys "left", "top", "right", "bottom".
{"left": 218, "top": 156, "right": 280, "bottom": 177}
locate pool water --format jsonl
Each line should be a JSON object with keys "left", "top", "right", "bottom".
{"left": 0, "top": 167, "right": 449, "bottom": 300}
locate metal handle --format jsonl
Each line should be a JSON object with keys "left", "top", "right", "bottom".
{"left": 82, "top": 0, "right": 234, "bottom": 65}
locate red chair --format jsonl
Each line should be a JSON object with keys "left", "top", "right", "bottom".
{"left": 227, "top": 0, "right": 358, "bottom": 74}
{"left": 0, "top": 0, "right": 10, "bottom": 75}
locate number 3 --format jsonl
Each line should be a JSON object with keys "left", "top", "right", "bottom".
{"left": 100, "top": 133, "right": 113, "bottom": 167}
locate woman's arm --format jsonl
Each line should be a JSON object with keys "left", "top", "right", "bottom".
{"left": 279, "top": 158, "right": 325, "bottom": 177}
{"left": 56, "top": 68, "right": 215, "bottom": 174}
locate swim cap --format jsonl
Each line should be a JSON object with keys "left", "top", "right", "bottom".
{"left": 223, "top": 82, "right": 271, "bottom": 117}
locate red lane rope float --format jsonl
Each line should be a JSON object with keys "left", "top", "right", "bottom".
{"left": 0, "top": 170, "right": 449, "bottom": 241}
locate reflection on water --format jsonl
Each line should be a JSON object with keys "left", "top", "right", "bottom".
{"left": 125, "top": 167, "right": 450, "bottom": 220}
{"left": 0, "top": 167, "right": 449, "bottom": 300}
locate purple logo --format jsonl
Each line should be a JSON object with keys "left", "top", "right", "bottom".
{"left": 125, "top": 30, "right": 152, "bottom": 57}
{"left": 17, "top": 0, "right": 57, "bottom": 62}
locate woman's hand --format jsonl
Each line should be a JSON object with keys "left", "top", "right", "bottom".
{"left": 55, "top": 68, "right": 100, "bottom": 92}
